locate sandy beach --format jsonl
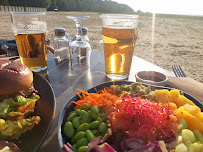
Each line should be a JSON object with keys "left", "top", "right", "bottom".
{"left": 0, "top": 11, "right": 202, "bottom": 82}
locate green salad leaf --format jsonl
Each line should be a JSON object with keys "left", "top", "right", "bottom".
{"left": 0, "top": 95, "right": 40, "bottom": 118}
{"left": 0, "top": 103, "right": 9, "bottom": 116}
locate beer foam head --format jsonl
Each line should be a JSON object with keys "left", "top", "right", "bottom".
{"left": 100, "top": 14, "right": 139, "bottom": 29}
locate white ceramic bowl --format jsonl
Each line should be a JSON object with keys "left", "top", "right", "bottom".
{"left": 135, "top": 71, "right": 168, "bottom": 86}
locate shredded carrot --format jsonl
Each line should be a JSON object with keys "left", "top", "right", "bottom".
{"left": 75, "top": 92, "right": 82, "bottom": 100}
{"left": 72, "top": 88, "right": 121, "bottom": 109}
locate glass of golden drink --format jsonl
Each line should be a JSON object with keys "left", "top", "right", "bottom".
{"left": 10, "top": 12, "right": 47, "bottom": 72}
{"left": 100, "top": 14, "right": 139, "bottom": 80}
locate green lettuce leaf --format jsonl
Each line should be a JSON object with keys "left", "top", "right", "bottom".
{"left": 0, "top": 95, "right": 40, "bottom": 118}
{"left": 0, "top": 103, "right": 9, "bottom": 116}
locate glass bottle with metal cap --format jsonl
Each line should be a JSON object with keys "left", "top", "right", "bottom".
{"left": 81, "top": 27, "right": 89, "bottom": 43}
{"left": 53, "top": 28, "right": 71, "bottom": 61}
{"left": 79, "top": 27, "right": 90, "bottom": 57}
{"left": 71, "top": 27, "right": 90, "bottom": 58}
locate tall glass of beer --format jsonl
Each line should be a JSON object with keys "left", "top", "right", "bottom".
{"left": 10, "top": 12, "right": 47, "bottom": 72}
{"left": 100, "top": 14, "right": 139, "bottom": 80}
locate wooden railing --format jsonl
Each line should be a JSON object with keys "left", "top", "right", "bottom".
{"left": 0, "top": 5, "right": 46, "bottom": 12}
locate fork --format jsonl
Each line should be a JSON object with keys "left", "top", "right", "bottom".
{"left": 172, "top": 65, "right": 187, "bottom": 77}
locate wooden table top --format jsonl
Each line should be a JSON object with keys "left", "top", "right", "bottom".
{"left": 36, "top": 50, "right": 173, "bottom": 152}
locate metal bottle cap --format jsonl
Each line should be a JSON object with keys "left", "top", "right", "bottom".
{"left": 54, "top": 28, "right": 66, "bottom": 36}
{"left": 81, "top": 27, "right": 88, "bottom": 35}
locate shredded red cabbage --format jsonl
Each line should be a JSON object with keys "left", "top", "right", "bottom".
{"left": 96, "top": 143, "right": 117, "bottom": 152}
{"left": 121, "top": 133, "right": 176, "bottom": 152}
{"left": 87, "top": 128, "right": 113, "bottom": 152}
{"left": 62, "top": 142, "right": 74, "bottom": 152}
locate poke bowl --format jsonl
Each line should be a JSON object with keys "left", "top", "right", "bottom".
{"left": 58, "top": 81, "right": 203, "bottom": 152}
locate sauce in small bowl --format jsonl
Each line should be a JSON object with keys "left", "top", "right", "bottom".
{"left": 135, "top": 71, "right": 168, "bottom": 86}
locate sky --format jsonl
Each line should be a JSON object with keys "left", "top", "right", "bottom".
{"left": 113, "top": 0, "right": 203, "bottom": 16}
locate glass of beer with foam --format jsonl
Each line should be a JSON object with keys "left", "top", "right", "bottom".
{"left": 10, "top": 12, "right": 47, "bottom": 72}
{"left": 100, "top": 14, "right": 139, "bottom": 80}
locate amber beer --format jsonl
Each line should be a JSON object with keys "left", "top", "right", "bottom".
{"left": 10, "top": 12, "right": 47, "bottom": 72}
{"left": 15, "top": 33, "right": 47, "bottom": 70}
{"left": 102, "top": 27, "right": 138, "bottom": 78}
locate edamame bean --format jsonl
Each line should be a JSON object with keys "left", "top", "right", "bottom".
{"left": 64, "top": 121, "right": 75, "bottom": 139}
{"left": 77, "top": 123, "right": 89, "bottom": 133}
{"left": 106, "top": 120, "right": 110, "bottom": 126}
{"left": 86, "top": 130, "right": 95, "bottom": 142}
{"left": 101, "top": 129, "right": 108, "bottom": 137}
{"left": 82, "top": 103, "right": 89, "bottom": 111}
{"left": 72, "top": 144, "right": 77, "bottom": 152}
{"left": 90, "top": 129, "right": 98, "bottom": 135}
{"left": 90, "top": 105, "right": 100, "bottom": 120}
{"left": 98, "top": 122, "right": 107, "bottom": 133}
{"left": 76, "top": 138, "right": 88, "bottom": 149}
{"left": 80, "top": 110, "right": 88, "bottom": 123}
{"left": 72, "top": 116, "right": 80, "bottom": 128}
{"left": 71, "top": 131, "right": 86, "bottom": 144}
{"left": 75, "top": 109, "right": 81, "bottom": 116}
{"left": 96, "top": 117, "right": 103, "bottom": 124}
{"left": 67, "top": 112, "right": 76, "bottom": 121}
{"left": 78, "top": 146, "right": 88, "bottom": 152}
{"left": 89, "top": 121, "right": 100, "bottom": 129}
{"left": 100, "top": 113, "right": 106, "bottom": 121}
{"left": 69, "top": 111, "right": 75, "bottom": 116}
{"left": 87, "top": 112, "right": 92, "bottom": 123}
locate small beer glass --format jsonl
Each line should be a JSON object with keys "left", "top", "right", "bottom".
{"left": 10, "top": 12, "right": 47, "bottom": 72}
{"left": 100, "top": 14, "right": 139, "bottom": 80}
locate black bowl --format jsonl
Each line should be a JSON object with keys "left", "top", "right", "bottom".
{"left": 5, "top": 73, "right": 56, "bottom": 152}
{"left": 58, "top": 80, "right": 203, "bottom": 149}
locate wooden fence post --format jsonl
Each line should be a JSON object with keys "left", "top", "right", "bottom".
{"left": 0, "top": 5, "right": 4, "bottom": 12}
{"left": 8, "top": 6, "right": 11, "bottom": 12}
{"left": 22, "top": 6, "right": 24, "bottom": 12}
{"left": 0, "top": 6, "right": 46, "bottom": 12}
{"left": 15, "top": 6, "right": 19, "bottom": 12}
{"left": 11, "top": 6, "right": 15, "bottom": 12}
{"left": 4, "top": 6, "right": 8, "bottom": 12}
{"left": 18, "top": 6, "right": 21, "bottom": 12}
